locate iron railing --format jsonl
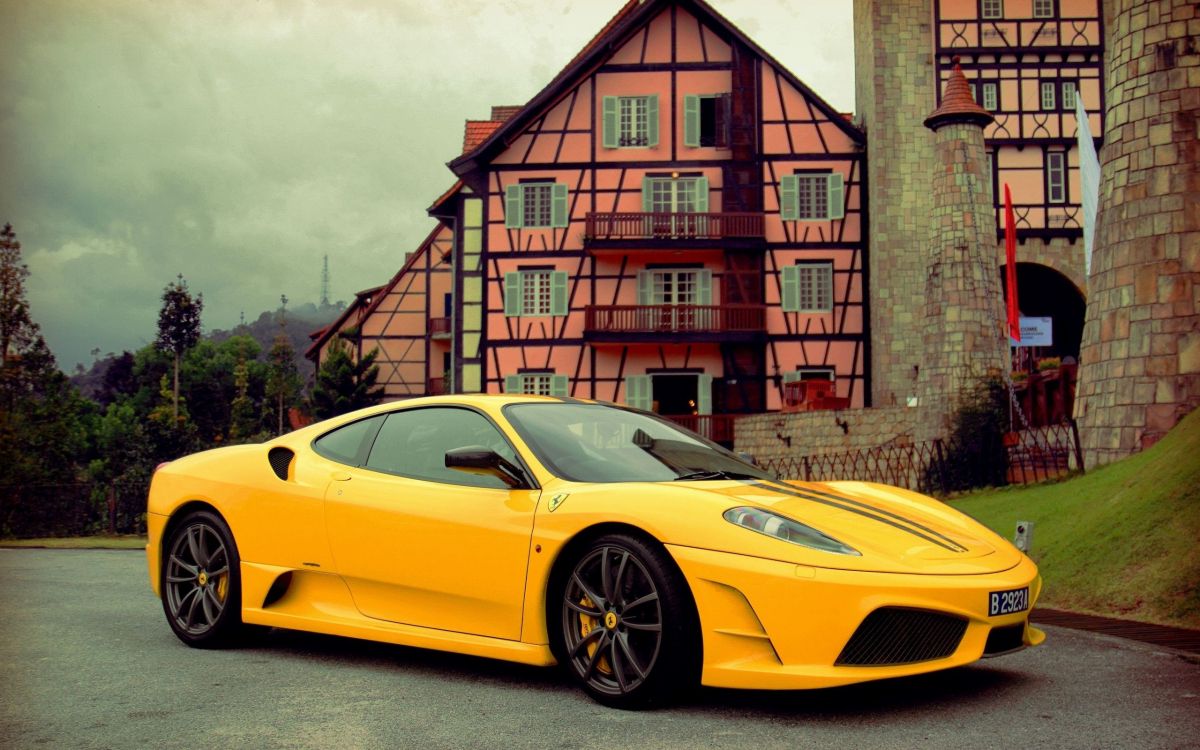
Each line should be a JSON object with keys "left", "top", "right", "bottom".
{"left": 585, "top": 304, "right": 766, "bottom": 334}
{"left": 0, "top": 481, "right": 150, "bottom": 538}
{"left": 585, "top": 211, "right": 764, "bottom": 240}
{"left": 430, "top": 317, "right": 451, "bottom": 338}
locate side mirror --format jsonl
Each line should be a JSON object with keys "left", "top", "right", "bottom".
{"left": 445, "top": 445, "right": 528, "bottom": 489}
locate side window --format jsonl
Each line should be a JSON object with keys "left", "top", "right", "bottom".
{"left": 364, "top": 407, "right": 518, "bottom": 489}
{"left": 312, "top": 415, "right": 386, "bottom": 466}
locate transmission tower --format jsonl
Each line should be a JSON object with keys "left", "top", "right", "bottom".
{"left": 320, "top": 255, "right": 331, "bottom": 307}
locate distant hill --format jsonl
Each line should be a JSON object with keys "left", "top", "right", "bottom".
{"left": 72, "top": 301, "right": 344, "bottom": 400}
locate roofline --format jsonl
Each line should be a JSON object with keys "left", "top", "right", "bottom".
{"left": 448, "top": 0, "right": 863, "bottom": 175}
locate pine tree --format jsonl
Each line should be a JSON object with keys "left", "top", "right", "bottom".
{"left": 155, "top": 275, "right": 203, "bottom": 422}
{"left": 308, "top": 335, "right": 384, "bottom": 420}
{"left": 266, "top": 333, "right": 300, "bottom": 434}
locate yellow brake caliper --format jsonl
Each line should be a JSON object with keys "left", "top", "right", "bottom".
{"left": 578, "top": 596, "right": 612, "bottom": 674}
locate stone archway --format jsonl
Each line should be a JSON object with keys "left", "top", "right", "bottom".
{"left": 1000, "top": 262, "right": 1086, "bottom": 359}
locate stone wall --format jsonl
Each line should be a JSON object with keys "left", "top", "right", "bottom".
{"left": 734, "top": 405, "right": 933, "bottom": 463}
{"left": 853, "top": 0, "right": 937, "bottom": 409}
{"left": 1075, "top": 0, "right": 1200, "bottom": 466}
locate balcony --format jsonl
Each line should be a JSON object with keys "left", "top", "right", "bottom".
{"left": 584, "top": 304, "right": 766, "bottom": 343}
{"left": 430, "top": 317, "right": 451, "bottom": 340}
{"left": 584, "top": 211, "right": 764, "bottom": 251}
{"left": 663, "top": 414, "right": 739, "bottom": 447}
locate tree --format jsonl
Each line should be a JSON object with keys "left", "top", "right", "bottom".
{"left": 266, "top": 333, "right": 300, "bottom": 434}
{"left": 155, "top": 274, "right": 203, "bottom": 422}
{"left": 0, "top": 223, "right": 40, "bottom": 404}
{"left": 308, "top": 335, "right": 383, "bottom": 420}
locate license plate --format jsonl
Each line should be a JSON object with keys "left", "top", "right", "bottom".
{"left": 988, "top": 587, "right": 1030, "bottom": 616}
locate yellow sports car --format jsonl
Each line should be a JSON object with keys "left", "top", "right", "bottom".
{"left": 147, "top": 394, "right": 1043, "bottom": 708}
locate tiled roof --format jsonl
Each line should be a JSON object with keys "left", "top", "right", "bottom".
{"left": 463, "top": 120, "right": 503, "bottom": 153}
{"left": 924, "top": 59, "right": 993, "bottom": 131}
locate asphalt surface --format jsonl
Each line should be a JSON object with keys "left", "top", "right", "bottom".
{"left": 1, "top": 549, "right": 1198, "bottom": 750}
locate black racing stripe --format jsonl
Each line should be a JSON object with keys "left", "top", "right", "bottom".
{"left": 745, "top": 481, "right": 966, "bottom": 553}
{"left": 772, "top": 481, "right": 970, "bottom": 553}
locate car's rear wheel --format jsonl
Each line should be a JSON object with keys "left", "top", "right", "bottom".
{"left": 554, "top": 533, "right": 699, "bottom": 709}
{"left": 161, "top": 510, "right": 245, "bottom": 648}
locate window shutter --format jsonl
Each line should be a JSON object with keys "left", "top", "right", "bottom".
{"left": 551, "top": 183, "right": 569, "bottom": 228}
{"left": 779, "top": 175, "right": 798, "bottom": 220}
{"left": 550, "top": 271, "right": 568, "bottom": 316}
{"left": 637, "top": 270, "right": 653, "bottom": 306}
{"left": 826, "top": 173, "right": 845, "bottom": 220}
{"left": 782, "top": 370, "right": 802, "bottom": 384}
{"left": 697, "top": 269, "right": 713, "bottom": 305}
{"left": 602, "top": 96, "right": 618, "bottom": 148}
{"left": 504, "top": 272, "right": 522, "bottom": 316}
{"left": 625, "top": 375, "right": 651, "bottom": 410}
{"left": 505, "top": 375, "right": 521, "bottom": 394}
{"left": 781, "top": 265, "right": 800, "bottom": 312}
{"left": 695, "top": 176, "right": 709, "bottom": 213}
{"left": 697, "top": 374, "right": 713, "bottom": 416}
{"left": 505, "top": 185, "right": 524, "bottom": 229}
{"left": 646, "top": 95, "right": 659, "bottom": 147}
{"left": 683, "top": 95, "right": 700, "bottom": 147}
{"left": 551, "top": 375, "right": 569, "bottom": 397}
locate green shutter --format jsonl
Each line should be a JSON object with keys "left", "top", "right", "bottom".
{"left": 697, "top": 374, "right": 713, "bottom": 415}
{"left": 646, "top": 95, "right": 659, "bottom": 147}
{"left": 551, "top": 375, "right": 569, "bottom": 397}
{"left": 782, "top": 370, "right": 802, "bottom": 384}
{"left": 550, "top": 271, "right": 568, "bottom": 316}
{"left": 551, "top": 183, "right": 569, "bottom": 227}
{"left": 827, "top": 173, "right": 845, "bottom": 220}
{"left": 695, "top": 176, "right": 709, "bottom": 212}
{"left": 780, "top": 175, "right": 798, "bottom": 220}
{"left": 642, "top": 175, "right": 653, "bottom": 212}
{"left": 697, "top": 269, "right": 713, "bottom": 305}
{"left": 505, "top": 375, "right": 521, "bottom": 394}
{"left": 505, "top": 185, "right": 524, "bottom": 228}
{"left": 683, "top": 95, "right": 700, "bottom": 147}
{"left": 625, "top": 375, "right": 651, "bottom": 410}
{"left": 637, "top": 270, "right": 653, "bottom": 305}
{"left": 781, "top": 265, "right": 800, "bottom": 312}
{"left": 602, "top": 96, "right": 618, "bottom": 149}
{"left": 504, "top": 272, "right": 522, "bottom": 316}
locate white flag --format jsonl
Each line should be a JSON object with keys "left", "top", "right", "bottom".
{"left": 1075, "top": 97, "right": 1101, "bottom": 277}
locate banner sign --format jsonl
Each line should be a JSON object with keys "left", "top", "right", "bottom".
{"left": 1011, "top": 316, "right": 1052, "bottom": 347}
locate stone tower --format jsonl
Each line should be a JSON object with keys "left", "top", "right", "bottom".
{"left": 1074, "top": 0, "right": 1200, "bottom": 466}
{"left": 919, "top": 63, "right": 1011, "bottom": 425}
{"left": 853, "top": 0, "right": 936, "bottom": 408}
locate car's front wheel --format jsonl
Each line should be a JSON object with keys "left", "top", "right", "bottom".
{"left": 161, "top": 510, "right": 245, "bottom": 648}
{"left": 554, "top": 533, "right": 699, "bottom": 709}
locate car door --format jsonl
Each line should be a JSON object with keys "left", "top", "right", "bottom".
{"left": 323, "top": 405, "right": 539, "bottom": 640}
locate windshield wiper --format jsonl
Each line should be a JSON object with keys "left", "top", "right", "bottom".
{"left": 673, "top": 469, "right": 759, "bottom": 481}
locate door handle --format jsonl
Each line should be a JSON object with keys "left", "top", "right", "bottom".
{"left": 330, "top": 471, "right": 352, "bottom": 482}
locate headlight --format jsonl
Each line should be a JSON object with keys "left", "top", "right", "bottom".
{"left": 723, "top": 506, "right": 860, "bottom": 556}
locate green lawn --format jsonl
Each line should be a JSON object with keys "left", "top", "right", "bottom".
{"left": 950, "top": 408, "right": 1200, "bottom": 629}
{"left": 0, "top": 535, "right": 147, "bottom": 550}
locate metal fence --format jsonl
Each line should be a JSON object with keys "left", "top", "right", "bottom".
{"left": 0, "top": 481, "right": 149, "bottom": 538}
{"left": 760, "top": 420, "right": 1084, "bottom": 496}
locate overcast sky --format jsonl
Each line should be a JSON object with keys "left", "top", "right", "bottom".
{"left": 0, "top": 0, "right": 854, "bottom": 371}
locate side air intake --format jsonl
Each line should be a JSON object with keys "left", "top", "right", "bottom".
{"left": 267, "top": 447, "right": 294, "bottom": 481}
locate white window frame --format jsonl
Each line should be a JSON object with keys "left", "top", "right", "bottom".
{"left": 1047, "top": 152, "right": 1067, "bottom": 204}
{"left": 981, "top": 0, "right": 1003, "bottom": 19}
{"left": 1061, "top": 80, "right": 1077, "bottom": 110}
{"left": 1040, "top": 81, "right": 1057, "bottom": 111}
{"left": 521, "top": 270, "right": 553, "bottom": 316}
{"left": 649, "top": 269, "right": 701, "bottom": 306}
{"left": 1032, "top": 0, "right": 1054, "bottom": 18}
{"left": 506, "top": 372, "right": 567, "bottom": 397}
{"left": 981, "top": 81, "right": 999, "bottom": 111}
{"left": 782, "top": 262, "right": 834, "bottom": 313}
{"left": 619, "top": 96, "right": 651, "bottom": 148}
{"left": 522, "top": 183, "right": 552, "bottom": 228}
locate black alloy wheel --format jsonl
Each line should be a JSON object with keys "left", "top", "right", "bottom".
{"left": 161, "top": 510, "right": 245, "bottom": 648}
{"left": 556, "top": 533, "right": 699, "bottom": 708}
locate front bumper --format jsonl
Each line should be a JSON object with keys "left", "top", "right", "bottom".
{"left": 668, "top": 544, "right": 1043, "bottom": 690}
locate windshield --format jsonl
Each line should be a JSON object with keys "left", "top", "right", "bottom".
{"left": 504, "top": 402, "right": 775, "bottom": 483}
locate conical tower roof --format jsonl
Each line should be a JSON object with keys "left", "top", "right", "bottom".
{"left": 924, "top": 58, "right": 994, "bottom": 131}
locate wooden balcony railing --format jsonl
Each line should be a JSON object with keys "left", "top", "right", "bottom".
{"left": 427, "top": 377, "right": 447, "bottom": 395}
{"left": 430, "top": 317, "right": 451, "bottom": 338}
{"left": 585, "top": 212, "right": 764, "bottom": 241}
{"left": 664, "top": 414, "right": 739, "bottom": 445}
{"left": 585, "top": 304, "right": 766, "bottom": 334}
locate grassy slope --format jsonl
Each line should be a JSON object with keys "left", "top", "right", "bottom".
{"left": 950, "top": 408, "right": 1200, "bottom": 629}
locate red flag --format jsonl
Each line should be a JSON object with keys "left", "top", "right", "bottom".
{"left": 1003, "top": 184, "right": 1020, "bottom": 343}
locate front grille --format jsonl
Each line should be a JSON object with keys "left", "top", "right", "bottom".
{"left": 836, "top": 607, "right": 968, "bottom": 666}
{"left": 267, "top": 447, "right": 294, "bottom": 481}
{"left": 984, "top": 623, "right": 1026, "bottom": 656}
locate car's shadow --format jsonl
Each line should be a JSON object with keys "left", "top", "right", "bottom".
{"left": 238, "top": 627, "right": 1034, "bottom": 718}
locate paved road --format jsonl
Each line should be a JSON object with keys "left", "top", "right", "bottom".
{"left": 1, "top": 549, "right": 1197, "bottom": 750}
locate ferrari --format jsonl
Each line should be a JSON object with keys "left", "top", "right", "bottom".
{"left": 147, "top": 394, "right": 1043, "bottom": 708}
